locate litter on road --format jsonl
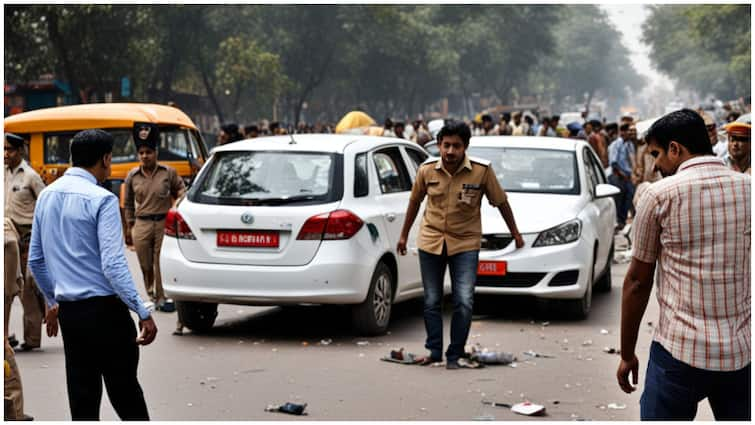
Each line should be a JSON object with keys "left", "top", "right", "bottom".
{"left": 265, "top": 402, "right": 308, "bottom": 416}
{"left": 481, "top": 400, "right": 547, "bottom": 416}
{"left": 607, "top": 403, "right": 627, "bottom": 410}
{"left": 603, "top": 347, "right": 621, "bottom": 354}
{"left": 523, "top": 350, "right": 555, "bottom": 358}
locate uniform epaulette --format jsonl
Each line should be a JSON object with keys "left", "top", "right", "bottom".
{"left": 469, "top": 156, "right": 491, "bottom": 167}
{"left": 125, "top": 167, "right": 141, "bottom": 180}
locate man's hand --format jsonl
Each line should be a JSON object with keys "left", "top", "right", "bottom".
{"left": 617, "top": 353, "right": 639, "bottom": 393}
{"left": 513, "top": 233, "right": 525, "bottom": 249}
{"left": 396, "top": 236, "right": 408, "bottom": 256}
{"left": 137, "top": 316, "right": 158, "bottom": 345}
{"left": 44, "top": 304, "right": 59, "bottom": 337}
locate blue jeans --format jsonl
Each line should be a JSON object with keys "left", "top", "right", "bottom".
{"left": 640, "top": 341, "right": 751, "bottom": 420}
{"left": 418, "top": 246, "right": 478, "bottom": 362}
{"left": 608, "top": 174, "right": 635, "bottom": 226}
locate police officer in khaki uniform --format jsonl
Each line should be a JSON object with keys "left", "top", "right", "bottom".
{"left": 124, "top": 123, "right": 185, "bottom": 311}
{"left": 4, "top": 217, "right": 32, "bottom": 420}
{"left": 4, "top": 133, "right": 45, "bottom": 352}
{"left": 397, "top": 121, "right": 524, "bottom": 369}
{"left": 723, "top": 121, "right": 751, "bottom": 174}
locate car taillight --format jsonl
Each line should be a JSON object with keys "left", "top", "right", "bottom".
{"left": 165, "top": 208, "right": 196, "bottom": 240}
{"left": 297, "top": 210, "right": 363, "bottom": 240}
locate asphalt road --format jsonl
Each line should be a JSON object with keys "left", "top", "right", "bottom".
{"left": 10, "top": 238, "right": 715, "bottom": 420}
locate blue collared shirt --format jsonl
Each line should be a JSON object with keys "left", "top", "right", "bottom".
{"left": 608, "top": 137, "right": 635, "bottom": 177}
{"left": 28, "top": 167, "right": 150, "bottom": 320}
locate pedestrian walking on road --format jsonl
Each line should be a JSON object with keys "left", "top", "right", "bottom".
{"left": 124, "top": 123, "right": 186, "bottom": 312}
{"left": 28, "top": 129, "right": 157, "bottom": 420}
{"left": 396, "top": 121, "right": 524, "bottom": 369}
{"left": 607, "top": 123, "right": 636, "bottom": 229}
{"left": 4, "top": 132, "right": 46, "bottom": 352}
{"left": 617, "top": 109, "right": 751, "bottom": 421}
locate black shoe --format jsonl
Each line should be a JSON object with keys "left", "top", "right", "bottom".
{"left": 21, "top": 413, "right": 34, "bottom": 421}
{"left": 8, "top": 334, "right": 19, "bottom": 348}
{"left": 446, "top": 360, "right": 460, "bottom": 370}
{"left": 14, "top": 343, "right": 39, "bottom": 352}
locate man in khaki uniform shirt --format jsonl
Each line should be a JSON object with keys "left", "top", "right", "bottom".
{"left": 397, "top": 121, "right": 524, "bottom": 369}
{"left": 124, "top": 123, "right": 185, "bottom": 311}
{"left": 4, "top": 133, "right": 45, "bottom": 352}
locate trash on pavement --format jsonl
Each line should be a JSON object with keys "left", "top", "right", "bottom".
{"left": 603, "top": 347, "right": 620, "bottom": 354}
{"left": 380, "top": 348, "right": 425, "bottom": 365}
{"left": 457, "top": 358, "right": 483, "bottom": 368}
{"left": 466, "top": 343, "right": 516, "bottom": 365}
{"left": 523, "top": 350, "right": 555, "bottom": 358}
{"left": 600, "top": 329, "right": 609, "bottom": 335}
{"left": 473, "top": 414, "right": 496, "bottom": 421}
{"left": 582, "top": 340, "right": 593, "bottom": 346}
{"left": 319, "top": 339, "right": 333, "bottom": 346}
{"left": 356, "top": 341, "right": 369, "bottom": 346}
{"left": 482, "top": 400, "right": 547, "bottom": 416}
{"left": 607, "top": 403, "right": 626, "bottom": 410}
{"left": 541, "top": 321, "right": 550, "bottom": 327}
{"left": 265, "top": 402, "right": 308, "bottom": 416}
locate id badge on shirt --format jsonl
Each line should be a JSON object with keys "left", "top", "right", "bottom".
{"left": 459, "top": 183, "right": 480, "bottom": 205}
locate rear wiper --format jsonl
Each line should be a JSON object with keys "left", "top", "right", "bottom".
{"left": 240, "top": 195, "right": 318, "bottom": 205}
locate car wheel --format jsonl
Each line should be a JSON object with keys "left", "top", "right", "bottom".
{"left": 567, "top": 252, "right": 593, "bottom": 319}
{"left": 595, "top": 243, "right": 613, "bottom": 293}
{"left": 177, "top": 301, "right": 218, "bottom": 332}
{"left": 352, "top": 262, "right": 393, "bottom": 336}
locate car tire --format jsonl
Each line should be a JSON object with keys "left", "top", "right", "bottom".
{"left": 594, "top": 243, "right": 613, "bottom": 293}
{"left": 566, "top": 251, "right": 594, "bottom": 319}
{"left": 352, "top": 262, "right": 393, "bottom": 336}
{"left": 177, "top": 301, "right": 218, "bottom": 332}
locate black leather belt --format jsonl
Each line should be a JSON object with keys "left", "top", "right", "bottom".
{"left": 136, "top": 214, "right": 166, "bottom": 221}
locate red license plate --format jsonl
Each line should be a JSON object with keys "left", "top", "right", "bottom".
{"left": 217, "top": 230, "right": 279, "bottom": 248}
{"left": 477, "top": 261, "right": 507, "bottom": 276}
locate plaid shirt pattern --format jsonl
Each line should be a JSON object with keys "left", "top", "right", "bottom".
{"left": 632, "top": 156, "right": 751, "bottom": 371}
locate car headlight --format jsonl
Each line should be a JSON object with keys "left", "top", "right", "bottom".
{"left": 533, "top": 219, "right": 582, "bottom": 247}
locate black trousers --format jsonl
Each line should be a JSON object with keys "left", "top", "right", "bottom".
{"left": 58, "top": 296, "right": 149, "bottom": 420}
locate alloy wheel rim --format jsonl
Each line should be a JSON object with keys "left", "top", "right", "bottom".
{"left": 373, "top": 273, "right": 391, "bottom": 325}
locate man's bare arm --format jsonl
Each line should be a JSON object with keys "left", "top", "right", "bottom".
{"left": 396, "top": 199, "right": 421, "bottom": 256}
{"left": 617, "top": 258, "right": 655, "bottom": 393}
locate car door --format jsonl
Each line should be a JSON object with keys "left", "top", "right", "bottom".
{"left": 584, "top": 147, "right": 615, "bottom": 272}
{"left": 371, "top": 146, "right": 420, "bottom": 297}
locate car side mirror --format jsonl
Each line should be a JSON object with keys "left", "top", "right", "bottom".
{"left": 595, "top": 183, "right": 621, "bottom": 198}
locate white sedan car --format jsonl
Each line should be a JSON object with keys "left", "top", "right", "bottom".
{"left": 161, "top": 135, "right": 432, "bottom": 335}
{"left": 467, "top": 136, "right": 619, "bottom": 318}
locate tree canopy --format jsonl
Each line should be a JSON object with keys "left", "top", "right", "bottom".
{"left": 5, "top": 5, "right": 698, "bottom": 124}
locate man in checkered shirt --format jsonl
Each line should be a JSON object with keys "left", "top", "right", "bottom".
{"left": 617, "top": 109, "right": 750, "bottom": 420}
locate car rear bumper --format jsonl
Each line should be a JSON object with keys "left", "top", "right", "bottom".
{"left": 474, "top": 235, "right": 593, "bottom": 299}
{"left": 161, "top": 236, "right": 375, "bottom": 305}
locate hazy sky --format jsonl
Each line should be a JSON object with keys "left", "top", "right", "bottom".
{"left": 600, "top": 4, "right": 675, "bottom": 90}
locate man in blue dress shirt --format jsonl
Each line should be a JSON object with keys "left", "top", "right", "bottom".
{"left": 28, "top": 129, "right": 158, "bottom": 420}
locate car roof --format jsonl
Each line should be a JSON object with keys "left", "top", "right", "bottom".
{"left": 4, "top": 103, "right": 199, "bottom": 133}
{"left": 469, "top": 136, "right": 579, "bottom": 151}
{"left": 211, "top": 134, "right": 421, "bottom": 154}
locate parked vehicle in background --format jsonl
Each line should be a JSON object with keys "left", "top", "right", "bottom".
{"left": 161, "top": 134, "right": 433, "bottom": 335}
{"left": 466, "top": 136, "right": 619, "bottom": 318}
{"left": 3, "top": 102, "right": 209, "bottom": 198}
{"left": 557, "top": 112, "right": 584, "bottom": 128}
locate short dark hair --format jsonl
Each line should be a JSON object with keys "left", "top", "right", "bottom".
{"left": 394, "top": 121, "right": 405, "bottom": 129}
{"left": 619, "top": 123, "right": 631, "bottom": 132}
{"left": 244, "top": 125, "right": 259, "bottom": 134}
{"left": 436, "top": 120, "right": 471, "bottom": 146}
{"left": 551, "top": 115, "right": 560, "bottom": 123}
{"left": 481, "top": 114, "right": 493, "bottom": 123}
{"left": 645, "top": 108, "right": 713, "bottom": 155}
{"left": 70, "top": 129, "right": 114, "bottom": 168}
{"left": 605, "top": 123, "right": 618, "bottom": 133}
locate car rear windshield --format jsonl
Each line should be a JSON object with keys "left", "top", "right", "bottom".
{"left": 467, "top": 147, "right": 579, "bottom": 195}
{"left": 190, "top": 150, "right": 343, "bottom": 206}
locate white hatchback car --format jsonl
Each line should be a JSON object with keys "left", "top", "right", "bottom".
{"left": 161, "top": 135, "right": 432, "bottom": 335}
{"left": 467, "top": 136, "right": 619, "bottom": 318}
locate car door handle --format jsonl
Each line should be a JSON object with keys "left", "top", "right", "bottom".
{"left": 385, "top": 213, "right": 396, "bottom": 222}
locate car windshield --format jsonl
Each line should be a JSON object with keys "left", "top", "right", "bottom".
{"left": 192, "top": 151, "right": 340, "bottom": 206}
{"left": 467, "top": 147, "right": 579, "bottom": 194}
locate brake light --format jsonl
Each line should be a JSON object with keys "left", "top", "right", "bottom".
{"left": 165, "top": 208, "right": 196, "bottom": 239}
{"left": 297, "top": 210, "right": 363, "bottom": 240}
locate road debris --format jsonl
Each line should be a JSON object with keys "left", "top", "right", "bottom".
{"left": 473, "top": 414, "right": 496, "bottom": 421}
{"left": 600, "top": 329, "right": 609, "bottom": 335}
{"left": 482, "top": 400, "right": 547, "bottom": 416}
{"left": 319, "top": 339, "right": 333, "bottom": 346}
{"left": 541, "top": 321, "right": 550, "bottom": 327}
{"left": 466, "top": 344, "right": 517, "bottom": 365}
{"left": 356, "top": 341, "right": 370, "bottom": 346}
{"left": 603, "top": 347, "right": 620, "bottom": 355}
{"left": 523, "top": 350, "right": 555, "bottom": 359}
{"left": 301, "top": 341, "right": 309, "bottom": 347}
{"left": 582, "top": 340, "right": 593, "bottom": 346}
{"left": 381, "top": 348, "right": 424, "bottom": 365}
{"left": 265, "top": 402, "right": 308, "bottom": 416}
{"left": 607, "top": 403, "right": 626, "bottom": 410}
